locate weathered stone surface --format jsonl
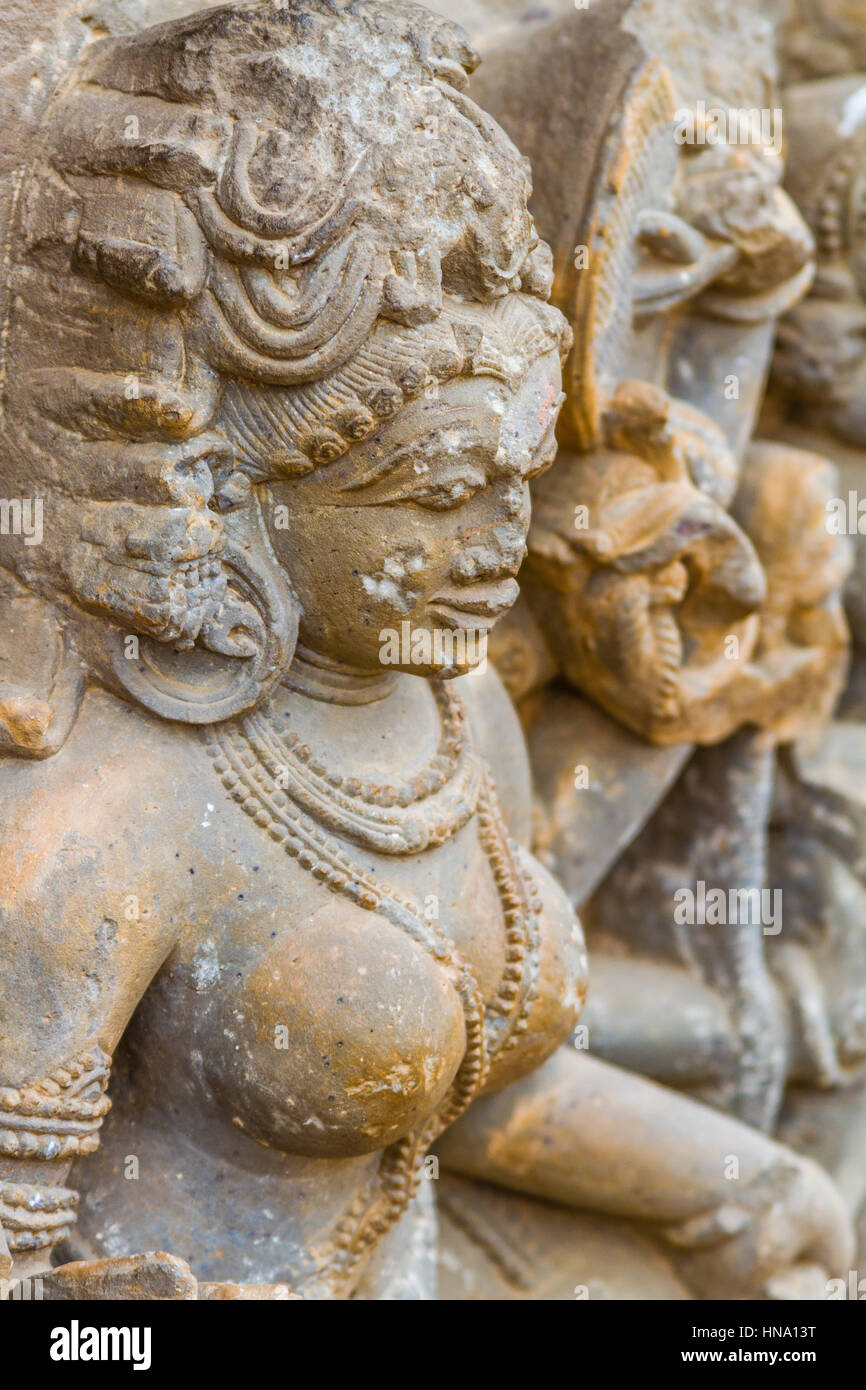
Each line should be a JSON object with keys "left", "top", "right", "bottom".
{"left": 0, "top": 0, "right": 861, "bottom": 1305}
{"left": 40, "top": 1251, "right": 198, "bottom": 1300}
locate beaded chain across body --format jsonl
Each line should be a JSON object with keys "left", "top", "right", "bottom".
{"left": 204, "top": 679, "right": 543, "bottom": 1297}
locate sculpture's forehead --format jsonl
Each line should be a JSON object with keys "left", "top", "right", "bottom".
{"left": 498, "top": 351, "right": 562, "bottom": 458}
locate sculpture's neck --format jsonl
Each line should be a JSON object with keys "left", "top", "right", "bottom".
{"left": 282, "top": 643, "right": 399, "bottom": 706}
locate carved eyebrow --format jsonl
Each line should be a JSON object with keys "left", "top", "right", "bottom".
{"left": 336, "top": 423, "right": 495, "bottom": 495}
{"left": 349, "top": 461, "right": 489, "bottom": 510}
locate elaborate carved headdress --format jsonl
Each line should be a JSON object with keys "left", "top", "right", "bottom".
{"left": 0, "top": 0, "right": 565, "bottom": 744}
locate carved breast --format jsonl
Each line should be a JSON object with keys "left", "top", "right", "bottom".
{"left": 145, "top": 802, "right": 581, "bottom": 1163}
{"left": 192, "top": 887, "right": 473, "bottom": 1159}
{"left": 145, "top": 814, "right": 499, "bottom": 1157}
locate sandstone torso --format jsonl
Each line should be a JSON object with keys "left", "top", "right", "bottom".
{"left": 0, "top": 668, "right": 579, "bottom": 1287}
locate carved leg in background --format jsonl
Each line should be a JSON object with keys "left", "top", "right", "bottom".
{"left": 435, "top": 1049, "right": 854, "bottom": 1301}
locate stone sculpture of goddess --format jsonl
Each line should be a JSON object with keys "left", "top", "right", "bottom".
{"left": 0, "top": 0, "right": 851, "bottom": 1302}
{"left": 0, "top": 0, "right": 586, "bottom": 1298}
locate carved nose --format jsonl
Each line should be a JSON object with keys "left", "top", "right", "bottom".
{"left": 449, "top": 531, "right": 527, "bottom": 584}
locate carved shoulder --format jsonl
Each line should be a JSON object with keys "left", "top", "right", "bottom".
{"left": 0, "top": 687, "right": 200, "bottom": 1083}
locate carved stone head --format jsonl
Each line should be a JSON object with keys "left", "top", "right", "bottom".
{"left": 0, "top": 0, "right": 568, "bottom": 747}
{"left": 519, "top": 381, "right": 767, "bottom": 743}
{"left": 220, "top": 293, "right": 566, "bottom": 678}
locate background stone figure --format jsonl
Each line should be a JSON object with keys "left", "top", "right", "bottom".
{"left": 759, "top": 0, "right": 866, "bottom": 1260}
{"left": 459, "top": 0, "right": 852, "bottom": 1130}
{"left": 427, "top": 0, "right": 864, "bottom": 1295}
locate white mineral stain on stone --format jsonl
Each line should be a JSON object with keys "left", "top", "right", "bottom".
{"left": 100, "top": 1222, "right": 128, "bottom": 1258}
{"left": 346, "top": 1062, "right": 416, "bottom": 1098}
{"left": 190, "top": 938, "right": 220, "bottom": 992}
{"left": 360, "top": 547, "right": 426, "bottom": 613}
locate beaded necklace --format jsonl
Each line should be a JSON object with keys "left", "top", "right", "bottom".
{"left": 203, "top": 680, "right": 542, "bottom": 1296}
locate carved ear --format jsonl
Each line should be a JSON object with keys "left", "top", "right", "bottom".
{"left": 105, "top": 485, "right": 298, "bottom": 724}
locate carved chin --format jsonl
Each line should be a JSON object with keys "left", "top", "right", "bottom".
{"left": 377, "top": 616, "right": 492, "bottom": 678}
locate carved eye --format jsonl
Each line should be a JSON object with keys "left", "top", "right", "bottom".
{"left": 461, "top": 170, "right": 495, "bottom": 209}
{"left": 399, "top": 474, "right": 486, "bottom": 511}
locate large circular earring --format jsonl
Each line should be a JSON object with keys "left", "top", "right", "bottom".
{"left": 107, "top": 483, "right": 298, "bottom": 723}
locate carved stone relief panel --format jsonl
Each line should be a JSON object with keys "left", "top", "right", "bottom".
{"left": 0, "top": 0, "right": 862, "bottom": 1309}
